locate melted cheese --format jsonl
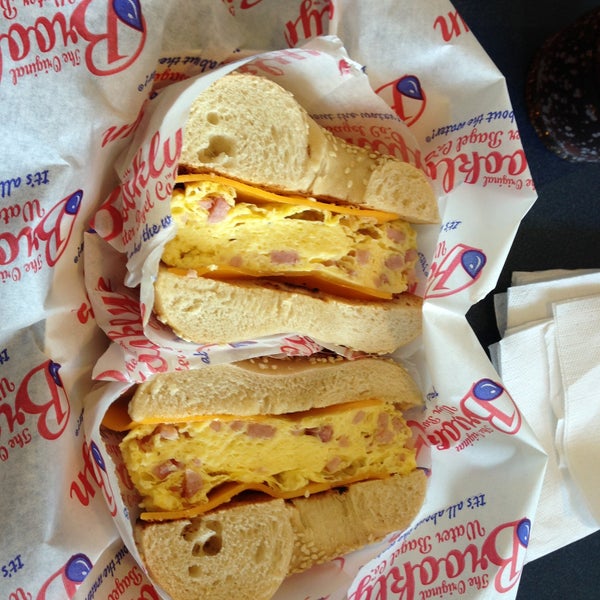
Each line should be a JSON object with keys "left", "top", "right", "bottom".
{"left": 140, "top": 474, "right": 389, "bottom": 521}
{"left": 161, "top": 176, "right": 418, "bottom": 299}
{"left": 175, "top": 174, "right": 399, "bottom": 223}
{"left": 120, "top": 400, "right": 416, "bottom": 518}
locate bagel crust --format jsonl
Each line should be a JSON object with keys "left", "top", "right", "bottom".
{"left": 180, "top": 73, "right": 439, "bottom": 223}
{"left": 154, "top": 265, "right": 423, "bottom": 354}
{"left": 135, "top": 471, "right": 427, "bottom": 600}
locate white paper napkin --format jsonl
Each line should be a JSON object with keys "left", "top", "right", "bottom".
{"left": 553, "top": 295, "right": 600, "bottom": 523}
{"left": 491, "top": 270, "right": 600, "bottom": 562}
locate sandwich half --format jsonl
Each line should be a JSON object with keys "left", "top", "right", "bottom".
{"left": 105, "top": 355, "right": 427, "bottom": 600}
{"left": 154, "top": 73, "right": 439, "bottom": 353}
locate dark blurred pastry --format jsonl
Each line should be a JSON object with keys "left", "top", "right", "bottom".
{"left": 526, "top": 7, "right": 599, "bottom": 162}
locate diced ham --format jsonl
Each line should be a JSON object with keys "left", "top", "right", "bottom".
{"left": 270, "top": 249, "right": 299, "bottom": 264}
{"left": 134, "top": 425, "right": 180, "bottom": 453}
{"left": 337, "top": 435, "right": 351, "bottom": 448}
{"left": 182, "top": 469, "right": 203, "bottom": 498}
{"left": 245, "top": 422, "right": 277, "bottom": 438}
{"left": 229, "top": 255, "right": 243, "bottom": 267}
{"left": 352, "top": 411, "right": 365, "bottom": 424}
{"left": 387, "top": 227, "right": 406, "bottom": 243}
{"left": 384, "top": 254, "right": 405, "bottom": 270}
{"left": 202, "top": 195, "right": 231, "bottom": 224}
{"left": 405, "top": 248, "right": 418, "bottom": 263}
{"left": 304, "top": 424, "right": 333, "bottom": 443}
{"left": 136, "top": 434, "right": 154, "bottom": 452}
{"left": 154, "top": 423, "right": 179, "bottom": 441}
{"left": 375, "top": 412, "right": 395, "bottom": 445}
{"left": 153, "top": 459, "right": 181, "bottom": 481}
{"left": 356, "top": 249, "right": 371, "bottom": 265}
{"left": 209, "top": 420, "right": 222, "bottom": 432}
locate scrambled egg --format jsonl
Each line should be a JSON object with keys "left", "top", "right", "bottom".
{"left": 161, "top": 181, "right": 418, "bottom": 297}
{"left": 120, "top": 400, "right": 416, "bottom": 513}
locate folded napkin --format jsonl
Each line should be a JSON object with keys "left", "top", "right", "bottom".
{"left": 490, "top": 270, "right": 600, "bottom": 562}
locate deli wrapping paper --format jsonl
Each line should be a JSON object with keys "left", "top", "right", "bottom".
{"left": 0, "top": 1, "right": 545, "bottom": 599}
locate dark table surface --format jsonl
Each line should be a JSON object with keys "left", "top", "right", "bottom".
{"left": 450, "top": 0, "right": 600, "bottom": 598}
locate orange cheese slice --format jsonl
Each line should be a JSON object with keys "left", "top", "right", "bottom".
{"left": 103, "top": 396, "right": 386, "bottom": 432}
{"left": 140, "top": 472, "right": 391, "bottom": 521}
{"left": 167, "top": 265, "right": 394, "bottom": 301}
{"left": 175, "top": 173, "right": 399, "bottom": 224}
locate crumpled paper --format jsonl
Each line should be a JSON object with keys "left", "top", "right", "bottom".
{"left": 1, "top": 1, "right": 547, "bottom": 599}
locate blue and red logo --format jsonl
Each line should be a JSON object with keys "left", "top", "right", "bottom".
{"left": 376, "top": 75, "right": 426, "bottom": 126}
{"left": 0, "top": 0, "right": 146, "bottom": 85}
{"left": 73, "top": 0, "right": 146, "bottom": 77}
{"left": 461, "top": 379, "right": 522, "bottom": 436}
{"left": 425, "top": 243, "right": 487, "bottom": 299}
{"left": 36, "top": 553, "right": 92, "bottom": 599}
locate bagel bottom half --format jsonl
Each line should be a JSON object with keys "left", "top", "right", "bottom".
{"left": 154, "top": 264, "right": 423, "bottom": 354}
{"left": 135, "top": 470, "right": 427, "bottom": 600}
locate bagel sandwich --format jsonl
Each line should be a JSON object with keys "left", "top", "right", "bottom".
{"left": 154, "top": 73, "right": 439, "bottom": 353}
{"left": 104, "top": 355, "right": 427, "bottom": 600}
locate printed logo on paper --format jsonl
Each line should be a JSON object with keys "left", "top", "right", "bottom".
{"left": 0, "top": 0, "right": 146, "bottom": 86}
{"left": 90, "top": 440, "right": 118, "bottom": 516}
{"left": 411, "top": 378, "right": 522, "bottom": 453}
{"left": 221, "top": 0, "right": 264, "bottom": 16}
{"left": 36, "top": 553, "right": 93, "bottom": 599}
{"left": 92, "top": 127, "right": 182, "bottom": 258}
{"left": 0, "top": 359, "right": 71, "bottom": 464}
{"left": 284, "top": 0, "right": 333, "bottom": 47}
{"left": 425, "top": 242, "right": 487, "bottom": 299}
{"left": 349, "top": 513, "right": 531, "bottom": 598}
{"left": 1, "top": 189, "right": 82, "bottom": 283}
{"left": 433, "top": 8, "right": 470, "bottom": 42}
{"left": 375, "top": 75, "right": 426, "bottom": 127}
{"left": 460, "top": 379, "right": 522, "bottom": 437}
{"left": 69, "top": 438, "right": 119, "bottom": 515}
{"left": 279, "top": 335, "right": 323, "bottom": 356}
